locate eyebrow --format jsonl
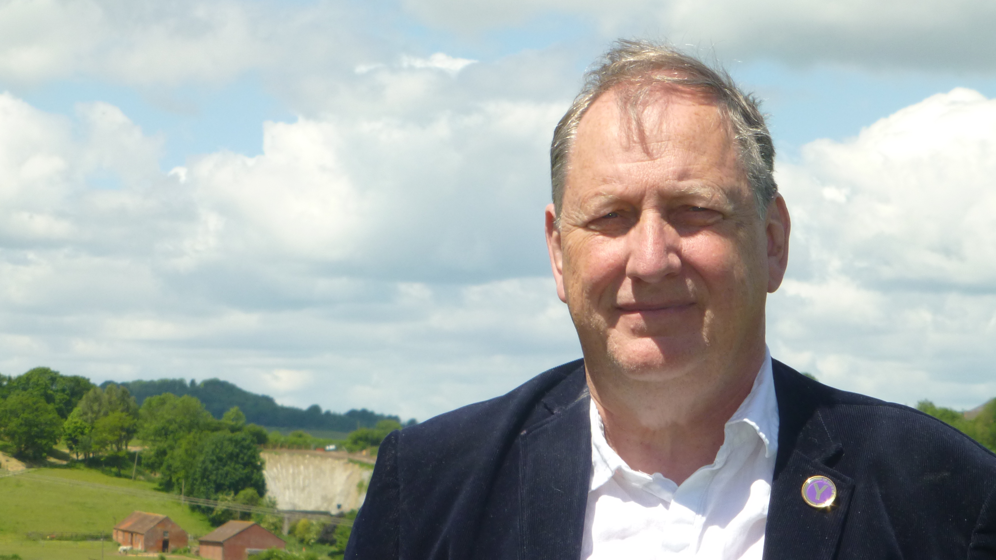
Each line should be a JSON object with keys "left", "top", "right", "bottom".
{"left": 582, "top": 182, "right": 733, "bottom": 205}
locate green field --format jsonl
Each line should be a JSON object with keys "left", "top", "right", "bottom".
{"left": 0, "top": 466, "right": 213, "bottom": 559}
{"left": 0, "top": 538, "right": 163, "bottom": 560}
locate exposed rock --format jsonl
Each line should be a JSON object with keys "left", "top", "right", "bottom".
{"left": 262, "top": 451, "right": 373, "bottom": 514}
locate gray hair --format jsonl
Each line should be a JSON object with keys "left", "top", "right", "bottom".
{"left": 550, "top": 39, "right": 777, "bottom": 218}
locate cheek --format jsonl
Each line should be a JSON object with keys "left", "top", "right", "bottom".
{"left": 562, "top": 238, "right": 626, "bottom": 295}
{"left": 682, "top": 235, "right": 759, "bottom": 295}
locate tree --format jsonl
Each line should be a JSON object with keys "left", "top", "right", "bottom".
{"left": 159, "top": 432, "right": 205, "bottom": 493}
{"left": 285, "top": 430, "right": 312, "bottom": 449}
{"left": 190, "top": 431, "right": 266, "bottom": 500}
{"left": 138, "top": 393, "right": 214, "bottom": 473}
{"left": 63, "top": 410, "right": 93, "bottom": 460}
{"left": 93, "top": 411, "right": 138, "bottom": 452}
{"left": 6, "top": 367, "right": 94, "bottom": 419}
{"left": 104, "top": 384, "right": 139, "bottom": 419}
{"left": 0, "top": 393, "right": 63, "bottom": 460}
{"left": 65, "top": 384, "right": 140, "bottom": 461}
{"left": 75, "top": 387, "right": 108, "bottom": 425}
{"left": 210, "top": 487, "right": 262, "bottom": 525}
{"left": 974, "top": 399, "right": 996, "bottom": 451}
{"left": 344, "top": 419, "right": 402, "bottom": 453}
{"left": 244, "top": 424, "right": 269, "bottom": 445}
{"left": 222, "top": 407, "right": 247, "bottom": 431}
{"left": 252, "top": 496, "right": 283, "bottom": 534}
{"left": 0, "top": 373, "right": 11, "bottom": 400}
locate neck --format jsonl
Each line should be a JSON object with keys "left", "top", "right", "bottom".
{"left": 587, "top": 351, "right": 764, "bottom": 485}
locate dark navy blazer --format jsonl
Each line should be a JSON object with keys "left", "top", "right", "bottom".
{"left": 346, "top": 360, "right": 996, "bottom": 559}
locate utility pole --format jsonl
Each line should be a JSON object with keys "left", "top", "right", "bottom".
{"left": 131, "top": 449, "right": 140, "bottom": 480}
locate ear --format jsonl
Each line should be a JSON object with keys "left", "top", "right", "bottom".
{"left": 545, "top": 204, "right": 568, "bottom": 303}
{"left": 765, "top": 194, "right": 791, "bottom": 293}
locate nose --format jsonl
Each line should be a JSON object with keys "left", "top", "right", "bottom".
{"left": 625, "top": 213, "right": 681, "bottom": 283}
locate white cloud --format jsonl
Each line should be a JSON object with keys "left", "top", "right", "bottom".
{"left": 399, "top": 53, "right": 477, "bottom": 75}
{"left": 2, "top": 0, "right": 995, "bottom": 422}
{"left": 0, "top": 0, "right": 373, "bottom": 88}
{"left": 400, "top": 0, "right": 996, "bottom": 72}
{"left": 260, "top": 369, "right": 314, "bottom": 395}
{"left": 1, "top": 0, "right": 992, "bottom": 110}
{"left": 0, "top": 86, "right": 579, "bottom": 420}
{"left": 769, "top": 88, "right": 996, "bottom": 409}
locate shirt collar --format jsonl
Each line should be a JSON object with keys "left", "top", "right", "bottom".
{"left": 589, "top": 349, "right": 779, "bottom": 492}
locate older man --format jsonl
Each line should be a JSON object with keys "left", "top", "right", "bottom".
{"left": 346, "top": 40, "right": 996, "bottom": 559}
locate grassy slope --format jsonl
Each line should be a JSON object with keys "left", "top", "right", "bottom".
{"left": 0, "top": 467, "right": 213, "bottom": 542}
{"left": 0, "top": 539, "right": 179, "bottom": 560}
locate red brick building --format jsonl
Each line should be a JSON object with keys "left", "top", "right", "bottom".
{"left": 113, "top": 511, "right": 188, "bottom": 553}
{"left": 198, "top": 521, "right": 285, "bottom": 560}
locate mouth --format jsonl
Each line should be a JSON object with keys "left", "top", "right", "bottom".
{"left": 616, "top": 301, "right": 696, "bottom": 314}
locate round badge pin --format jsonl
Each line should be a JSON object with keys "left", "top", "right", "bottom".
{"left": 801, "top": 475, "right": 837, "bottom": 508}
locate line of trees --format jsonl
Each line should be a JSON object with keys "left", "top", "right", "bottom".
{"left": 0, "top": 367, "right": 270, "bottom": 527}
{"left": 111, "top": 378, "right": 408, "bottom": 432}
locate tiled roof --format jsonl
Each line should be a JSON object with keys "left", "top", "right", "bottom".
{"left": 114, "top": 512, "right": 167, "bottom": 534}
{"left": 198, "top": 521, "right": 256, "bottom": 543}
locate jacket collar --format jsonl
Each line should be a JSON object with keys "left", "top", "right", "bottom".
{"left": 763, "top": 359, "right": 854, "bottom": 560}
{"left": 518, "top": 361, "right": 591, "bottom": 560}
{"left": 514, "top": 359, "right": 854, "bottom": 560}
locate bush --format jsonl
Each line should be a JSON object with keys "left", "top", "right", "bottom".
{"left": 291, "top": 519, "right": 323, "bottom": 546}
{"left": 343, "top": 420, "right": 401, "bottom": 454}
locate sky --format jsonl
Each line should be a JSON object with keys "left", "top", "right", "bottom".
{"left": 1, "top": 0, "right": 995, "bottom": 422}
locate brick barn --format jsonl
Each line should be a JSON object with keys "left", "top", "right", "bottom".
{"left": 198, "top": 521, "right": 285, "bottom": 560}
{"left": 113, "top": 511, "right": 188, "bottom": 553}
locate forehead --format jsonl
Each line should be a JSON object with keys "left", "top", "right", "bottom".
{"left": 577, "top": 85, "right": 731, "bottom": 159}
{"left": 564, "top": 86, "right": 743, "bottom": 198}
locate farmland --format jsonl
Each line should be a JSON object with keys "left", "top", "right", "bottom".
{"left": 0, "top": 465, "right": 213, "bottom": 560}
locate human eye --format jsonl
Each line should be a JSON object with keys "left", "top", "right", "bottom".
{"left": 674, "top": 205, "right": 723, "bottom": 228}
{"left": 586, "top": 209, "right": 631, "bottom": 234}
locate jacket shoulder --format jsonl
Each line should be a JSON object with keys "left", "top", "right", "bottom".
{"left": 773, "top": 359, "right": 996, "bottom": 467}
{"left": 345, "top": 359, "right": 587, "bottom": 560}
{"left": 398, "top": 358, "right": 586, "bottom": 456}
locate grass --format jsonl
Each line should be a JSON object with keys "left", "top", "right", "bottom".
{"left": 261, "top": 427, "right": 349, "bottom": 440}
{"left": 0, "top": 538, "right": 197, "bottom": 560}
{"left": 0, "top": 466, "right": 213, "bottom": 540}
{"left": 0, "top": 538, "right": 136, "bottom": 560}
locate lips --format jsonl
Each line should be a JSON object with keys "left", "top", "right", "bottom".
{"left": 615, "top": 301, "right": 695, "bottom": 313}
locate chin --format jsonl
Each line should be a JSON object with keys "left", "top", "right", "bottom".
{"left": 605, "top": 337, "right": 704, "bottom": 381}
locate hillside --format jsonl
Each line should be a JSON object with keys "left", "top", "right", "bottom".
{"left": 103, "top": 378, "right": 402, "bottom": 432}
{"left": 0, "top": 466, "right": 215, "bottom": 559}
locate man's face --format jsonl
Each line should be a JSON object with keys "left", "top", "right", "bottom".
{"left": 545, "top": 87, "right": 790, "bottom": 386}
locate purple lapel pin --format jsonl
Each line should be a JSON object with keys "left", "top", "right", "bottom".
{"left": 801, "top": 475, "right": 837, "bottom": 508}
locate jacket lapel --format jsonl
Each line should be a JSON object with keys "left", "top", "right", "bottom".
{"left": 764, "top": 361, "right": 854, "bottom": 560}
{"left": 518, "top": 372, "right": 591, "bottom": 560}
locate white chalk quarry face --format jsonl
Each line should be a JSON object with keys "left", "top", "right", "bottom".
{"left": 262, "top": 452, "right": 372, "bottom": 512}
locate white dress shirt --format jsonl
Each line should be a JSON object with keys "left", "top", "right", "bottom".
{"left": 582, "top": 352, "right": 779, "bottom": 559}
